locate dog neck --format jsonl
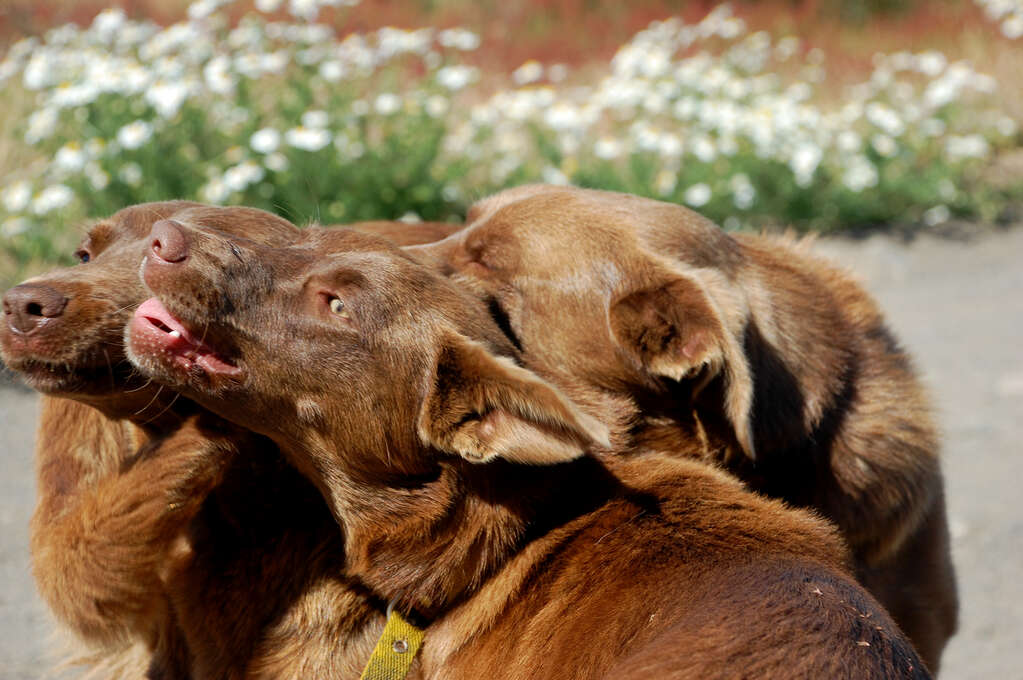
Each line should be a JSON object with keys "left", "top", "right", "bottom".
{"left": 314, "top": 443, "right": 621, "bottom": 622}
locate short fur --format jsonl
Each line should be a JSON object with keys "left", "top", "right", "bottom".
{"left": 0, "top": 203, "right": 454, "bottom": 678}
{"left": 410, "top": 185, "right": 958, "bottom": 671}
{"left": 126, "top": 221, "right": 930, "bottom": 679}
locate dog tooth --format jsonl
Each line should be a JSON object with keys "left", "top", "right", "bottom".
{"left": 169, "top": 329, "right": 181, "bottom": 338}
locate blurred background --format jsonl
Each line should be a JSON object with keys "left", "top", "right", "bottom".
{"left": 0, "top": 0, "right": 1021, "bottom": 288}
{"left": 0, "top": 1, "right": 1021, "bottom": 678}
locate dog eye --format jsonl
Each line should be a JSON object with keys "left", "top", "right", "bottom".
{"left": 75, "top": 249, "right": 91, "bottom": 264}
{"left": 328, "top": 297, "right": 345, "bottom": 315}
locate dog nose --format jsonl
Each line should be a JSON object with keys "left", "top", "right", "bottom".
{"left": 150, "top": 219, "right": 190, "bottom": 263}
{"left": 2, "top": 284, "right": 69, "bottom": 334}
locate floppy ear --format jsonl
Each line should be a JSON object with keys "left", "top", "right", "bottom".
{"left": 610, "top": 271, "right": 756, "bottom": 459}
{"left": 419, "top": 333, "right": 611, "bottom": 465}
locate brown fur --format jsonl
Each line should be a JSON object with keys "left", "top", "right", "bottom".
{"left": 1, "top": 203, "right": 456, "bottom": 678}
{"left": 126, "top": 221, "right": 930, "bottom": 679}
{"left": 410, "top": 185, "right": 958, "bottom": 671}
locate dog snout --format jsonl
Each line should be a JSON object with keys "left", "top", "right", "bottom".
{"left": 150, "top": 219, "right": 190, "bottom": 264}
{"left": 2, "top": 283, "right": 69, "bottom": 334}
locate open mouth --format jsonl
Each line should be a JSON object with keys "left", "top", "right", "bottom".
{"left": 129, "top": 297, "right": 241, "bottom": 378}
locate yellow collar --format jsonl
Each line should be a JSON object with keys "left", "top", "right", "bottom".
{"left": 359, "top": 606, "right": 425, "bottom": 680}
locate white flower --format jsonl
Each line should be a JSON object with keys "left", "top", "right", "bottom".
{"left": 775, "top": 36, "right": 800, "bottom": 60}
{"left": 255, "top": 0, "right": 284, "bottom": 12}
{"left": 691, "top": 136, "right": 717, "bottom": 163}
{"left": 513, "top": 61, "right": 544, "bottom": 86}
{"left": 223, "top": 161, "right": 265, "bottom": 192}
{"left": 541, "top": 166, "right": 569, "bottom": 185}
{"left": 683, "top": 183, "right": 712, "bottom": 208}
{"left": 25, "top": 108, "right": 59, "bottom": 144}
{"left": 117, "top": 120, "right": 154, "bottom": 150}
{"left": 319, "top": 60, "right": 345, "bottom": 82}
{"left": 50, "top": 82, "right": 101, "bottom": 109}
{"left": 789, "top": 143, "right": 822, "bottom": 188}
{"left": 922, "top": 205, "right": 951, "bottom": 226}
{"left": 655, "top": 170, "right": 677, "bottom": 196}
{"left": 285, "top": 126, "right": 331, "bottom": 151}
{"left": 871, "top": 134, "right": 898, "bottom": 158}
{"left": 544, "top": 104, "right": 582, "bottom": 132}
{"left": 2, "top": 181, "right": 32, "bottom": 213}
{"left": 201, "top": 177, "right": 230, "bottom": 204}
{"left": 594, "top": 137, "right": 622, "bottom": 160}
{"left": 1002, "top": 15, "right": 1023, "bottom": 39}
{"left": 659, "top": 134, "right": 683, "bottom": 157}
{"left": 439, "top": 28, "right": 480, "bottom": 51}
{"left": 843, "top": 156, "right": 879, "bottom": 192}
{"left": 188, "top": 0, "right": 228, "bottom": 20}
{"left": 836, "top": 131, "right": 861, "bottom": 153}
{"left": 730, "top": 173, "right": 756, "bottom": 210}
{"left": 399, "top": 211, "right": 422, "bottom": 224}
{"left": 301, "top": 110, "right": 329, "bottom": 128}
{"left": 146, "top": 80, "right": 192, "bottom": 118}
{"left": 204, "top": 56, "right": 236, "bottom": 95}
{"left": 31, "top": 185, "right": 74, "bottom": 215}
{"left": 865, "top": 102, "right": 905, "bottom": 137}
{"left": 91, "top": 8, "right": 126, "bottom": 40}
{"left": 996, "top": 116, "right": 1018, "bottom": 137}
{"left": 1, "top": 217, "right": 31, "bottom": 237}
{"left": 85, "top": 163, "right": 109, "bottom": 190}
{"left": 23, "top": 52, "right": 55, "bottom": 90}
{"left": 118, "top": 162, "right": 143, "bottom": 186}
{"left": 288, "top": 0, "right": 321, "bottom": 21}
{"left": 374, "top": 93, "right": 402, "bottom": 115}
{"left": 916, "top": 51, "right": 946, "bottom": 77}
{"left": 945, "top": 134, "right": 990, "bottom": 161}
{"left": 425, "top": 95, "right": 448, "bottom": 118}
{"left": 250, "top": 128, "right": 281, "bottom": 154}
{"left": 436, "top": 65, "right": 476, "bottom": 91}
{"left": 54, "top": 143, "right": 86, "bottom": 173}
{"left": 264, "top": 152, "right": 289, "bottom": 172}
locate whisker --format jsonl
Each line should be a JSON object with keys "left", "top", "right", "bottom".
{"left": 139, "top": 390, "right": 182, "bottom": 427}
{"left": 134, "top": 382, "right": 165, "bottom": 417}
{"left": 124, "top": 376, "right": 155, "bottom": 393}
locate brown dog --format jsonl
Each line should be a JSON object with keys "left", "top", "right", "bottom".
{"left": 408, "top": 184, "right": 957, "bottom": 672}
{"left": 126, "top": 220, "right": 930, "bottom": 679}
{"left": 0, "top": 203, "right": 459, "bottom": 678}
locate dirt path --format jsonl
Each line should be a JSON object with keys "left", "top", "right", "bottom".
{"left": 1, "top": 227, "right": 1021, "bottom": 678}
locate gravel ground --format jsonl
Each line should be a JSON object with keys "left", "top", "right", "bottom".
{"left": 1, "top": 226, "right": 1021, "bottom": 678}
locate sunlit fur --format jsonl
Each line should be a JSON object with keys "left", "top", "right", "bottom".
{"left": 411, "top": 184, "right": 957, "bottom": 671}
{"left": 128, "top": 221, "right": 931, "bottom": 679}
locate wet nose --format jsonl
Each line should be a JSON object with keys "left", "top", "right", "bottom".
{"left": 150, "top": 219, "right": 190, "bottom": 263}
{"left": 2, "top": 284, "right": 69, "bottom": 334}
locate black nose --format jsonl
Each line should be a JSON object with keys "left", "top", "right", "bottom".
{"left": 2, "top": 283, "right": 69, "bottom": 334}
{"left": 150, "top": 219, "right": 190, "bottom": 263}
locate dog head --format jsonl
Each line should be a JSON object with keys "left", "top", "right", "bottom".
{"left": 127, "top": 221, "right": 610, "bottom": 489}
{"left": 0, "top": 202, "right": 300, "bottom": 420}
{"left": 413, "top": 185, "right": 756, "bottom": 458}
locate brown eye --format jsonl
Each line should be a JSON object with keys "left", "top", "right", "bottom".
{"left": 75, "top": 249, "right": 91, "bottom": 264}
{"left": 328, "top": 297, "right": 345, "bottom": 315}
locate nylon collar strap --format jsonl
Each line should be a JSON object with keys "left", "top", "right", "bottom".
{"left": 359, "top": 608, "right": 425, "bottom": 680}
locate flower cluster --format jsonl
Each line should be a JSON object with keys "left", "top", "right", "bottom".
{"left": 0, "top": 1, "right": 1019, "bottom": 271}
{"left": 976, "top": 0, "right": 1023, "bottom": 38}
{"left": 457, "top": 6, "right": 1017, "bottom": 229}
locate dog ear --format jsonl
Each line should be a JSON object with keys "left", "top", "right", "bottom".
{"left": 610, "top": 271, "right": 756, "bottom": 459}
{"left": 419, "top": 333, "right": 611, "bottom": 465}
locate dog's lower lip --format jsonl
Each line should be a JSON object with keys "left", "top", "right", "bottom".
{"left": 131, "top": 298, "right": 242, "bottom": 378}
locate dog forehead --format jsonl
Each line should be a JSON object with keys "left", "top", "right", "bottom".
{"left": 173, "top": 205, "right": 300, "bottom": 246}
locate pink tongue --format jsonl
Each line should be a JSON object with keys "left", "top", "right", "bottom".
{"left": 136, "top": 297, "right": 192, "bottom": 339}
{"left": 134, "top": 298, "right": 241, "bottom": 376}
